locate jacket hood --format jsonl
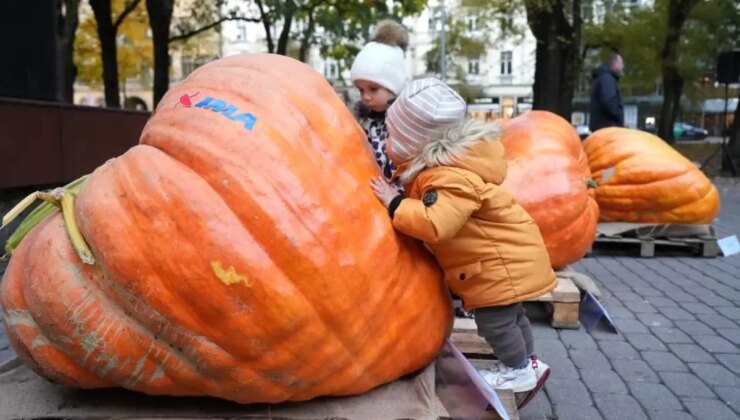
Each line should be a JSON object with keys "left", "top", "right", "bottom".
{"left": 394, "top": 119, "right": 507, "bottom": 185}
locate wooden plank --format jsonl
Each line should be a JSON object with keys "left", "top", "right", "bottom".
{"left": 451, "top": 274, "right": 584, "bottom": 333}
{"left": 591, "top": 235, "right": 718, "bottom": 258}
{"left": 597, "top": 222, "right": 714, "bottom": 238}
{"left": 701, "top": 238, "right": 721, "bottom": 257}
{"left": 592, "top": 222, "right": 719, "bottom": 259}
{"left": 551, "top": 302, "right": 580, "bottom": 329}
{"left": 484, "top": 391, "right": 520, "bottom": 420}
{"left": 435, "top": 392, "right": 519, "bottom": 420}
{"left": 640, "top": 239, "right": 655, "bottom": 258}
{"left": 535, "top": 276, "right": 580, "bottom": 303}
{"left": 453, "top": 317, "right": 477, "bottom": 332}
{"left": 468, "top": 360, "right": 521, "bottom": 420}
{"left": 450, "top": 332, "right": 495, "bottom": 359}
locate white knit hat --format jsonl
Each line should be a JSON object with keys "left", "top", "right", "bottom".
{"left": 350, "top": 20, "right": 408, "bottom": 95}
{"left": 386, "top": 78, "right": 467, "bottom": 163}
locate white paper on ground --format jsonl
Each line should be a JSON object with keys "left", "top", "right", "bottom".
{"left": 717, "top": 235, "right": 740, "bottom": 257}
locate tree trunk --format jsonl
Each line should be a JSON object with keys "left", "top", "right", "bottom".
{"left": 56, "top": 0, "right": 80, "bottom": 103}
{"left": 298, "top": 13, "right": 315, "bottom": 63}
{"left": 724, "top": 91, "right": 740, "bottom": 173}
{"left": 658, "top": 66, "right": 683, "bottom": 143}
{"left": 559, "top": 0, "right": 582, "bottom": 121}
{"left": 255, "top": 0, "right": 275, "bottom": 53}
{"left": 146, "top": 0, "right": 174, "bottom": 107}
{"left": 526, "top": 0, "right": 581, "bottom": 120}
{"left": 657, "top": 0, "right": 699, "bottom": 143}
{"left": 528, "top": 5, "right": 560, "bottom": 112}
{"left": 90, "top": 0, "right": 120, "bottom": 108}
{"left": 276, "top": 1, "right": 296, "bottom": 55}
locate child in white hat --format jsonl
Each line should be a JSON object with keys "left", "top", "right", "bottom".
{"left": 370, "top": 78, "right": 556, "bottom": 405}
{"left": 351, "top": 19, "right": 408, "bottom": 185}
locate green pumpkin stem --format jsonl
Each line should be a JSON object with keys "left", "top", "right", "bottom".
{"left": 2, "top": 175, "right": 90, "bottom": 260}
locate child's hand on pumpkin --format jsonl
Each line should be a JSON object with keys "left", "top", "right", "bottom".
{"left": 370, "top": 177, "right": 399, "bottom": 208}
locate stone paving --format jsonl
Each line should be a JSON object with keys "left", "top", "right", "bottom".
{"left": 519, "top": 178, "right": 740, "bottom": 420}
{"left": 1, "top": 180, "right": 740, "bottom": 419}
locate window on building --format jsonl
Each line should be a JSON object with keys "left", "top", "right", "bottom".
{"left": 325, "top": 60, "right": 339, "bottom": 79}
{"left": 428, "top": 16, "right": 438, "bottom": 33}
{"left": 466, "top": 15, "right": 478, "bottom": 32}
{"left": 139, "top": 61, "right": 151, "bottom": 85}
{"left": 236, "top": 24, "right": 247, "bottom": 42}
{"left": 468, "top": 57, "right": 480, "bottom": 75}
{"left": 594, "top": 3, "right": 606, "bottom": 20}
{"left": 580, "top": 1, "right": 594, "bottom": 22}
{"left": 500, "top": 51, "right": 513, "bottom": 75}
{"left": 182, "top": 56, "right": 210, "bottom": 77}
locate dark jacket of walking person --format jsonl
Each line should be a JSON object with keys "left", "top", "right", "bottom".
{"left": 589, "top": 54, "right": 625, "bottom": 132}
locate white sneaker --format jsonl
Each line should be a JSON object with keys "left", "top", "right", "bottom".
{"left": 490, "top": 355, "right": 550, "bottom": 379}
{"left": 531, "top": 355, "right": 550, "bottom": 382}
{"left": 478, "top": 361, "right": 537, "bottom": 393}
{"left": 517, "top": 355, "right": 551, "bottom": 409}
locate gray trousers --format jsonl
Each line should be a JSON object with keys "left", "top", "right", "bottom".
{"left": 474, "top": 303, "right": 534, "bottom": 368}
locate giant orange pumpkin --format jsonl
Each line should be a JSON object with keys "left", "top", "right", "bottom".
{"left": 500, "top": 111, "right": 599, "bottom": 269}
{"left": 583, "top": 127, "right": 720, "bottom": 223}
{"left": 0, "top": 54, "right": 452, "bottom": 403}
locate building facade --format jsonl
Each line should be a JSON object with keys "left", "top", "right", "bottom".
{"left": 218, "top": 0, "right": 539, "bottom": 120}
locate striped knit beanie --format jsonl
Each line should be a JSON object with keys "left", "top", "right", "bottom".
{"left": 386, "top": 78, "right": 467, "bottom": 164}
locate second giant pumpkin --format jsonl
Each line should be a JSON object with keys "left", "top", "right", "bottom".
{"left": 1, "top": 54, "right": 452, "bottom": 403}
{"left": 501, "top": 111, "right": 600, "bottom": 269}
{"left": 584, "top": 127, "right": 720, "bottom": 223}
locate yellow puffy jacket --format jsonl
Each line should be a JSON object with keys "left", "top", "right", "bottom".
{"left": 391, "top": 134, "right": 556, "bottom": 311}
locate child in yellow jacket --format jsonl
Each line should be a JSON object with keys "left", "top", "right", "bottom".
{"left": 370, "top": 78, "right": 557, "bottom": 396}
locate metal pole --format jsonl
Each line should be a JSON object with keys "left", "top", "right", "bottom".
{"left": 439, "top": 0, "right": 446, "bottom": 81}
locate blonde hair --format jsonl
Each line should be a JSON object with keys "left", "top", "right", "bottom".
{"left": 398, "top": 119, "right": 503, "bottom": 185}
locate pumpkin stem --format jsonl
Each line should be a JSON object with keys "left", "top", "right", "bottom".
{"left": 2, "top": 175, "right": 90, "bottom": 259}
{"left": 59, "top": 190, "right": 95, "bottom": 265}
{"left": 2, "top": 191, "right": 43, "bottom": 229}
{"left": 585, "top": 179, "right": 598, "bottom": 189}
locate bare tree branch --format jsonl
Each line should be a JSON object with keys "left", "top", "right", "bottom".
{"left": 114, "top": 0, "right": 142, "bottom": 29}
{"left": 169, "top": 15, "right": 260, "bottom": 43}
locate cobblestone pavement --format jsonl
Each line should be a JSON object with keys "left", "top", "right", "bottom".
{"left": 2, "top": 181, "right": 740, "bottom": 419}
{"left": 519, "top": 178, "right": 740, "bottom": 420}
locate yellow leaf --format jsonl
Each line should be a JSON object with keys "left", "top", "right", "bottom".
{"left": 210, "top": 261, "right": 252, "bottom": 287}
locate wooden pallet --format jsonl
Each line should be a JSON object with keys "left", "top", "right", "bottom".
{"left": 453, "top": 273, "right": 582, "bottom": 331}
{"left": 533, "top": 274, "right": 581, "bottom": 329}
{"left": 448, "top": 317, "right": 520, "bottom": 420}
{"left": 588, "top": 222, "right": 720, "bottom": 258}
{"left": 590, "top": 234, "right": 720, "bottom": 258}
{"left": 452, "top": 277, "right": 581, "bottom": 372}
{"left": 443, "top": 272, "right": 588, "bottom": 418}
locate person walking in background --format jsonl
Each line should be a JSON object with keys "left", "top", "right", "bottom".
{"left": 589, "top": 53, "right": 625, "bottom": 132}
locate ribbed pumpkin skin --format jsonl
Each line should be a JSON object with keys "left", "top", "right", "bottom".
{"left": 583, "top": 127, "right": 720, "bottom": 223}
{"left": 500, "top": 111, "right": 599, "bottom": 269}
{"left": 0, "top": 54, "right": 452, "bottom": 403}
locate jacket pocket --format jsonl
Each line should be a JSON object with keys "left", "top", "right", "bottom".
{"left": 444, "top": 261, "right": 483, "bottom": 282}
